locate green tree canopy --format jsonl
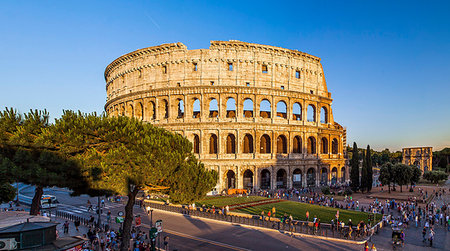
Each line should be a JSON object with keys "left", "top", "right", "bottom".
{"left": 379, "top": 162, "right": 394, "bottom": 193}
{"left": 350, "top": 142, "right": 360, "bottom": 191}
{"left": 392, "top": 163, "right": 412, "bottom": 192}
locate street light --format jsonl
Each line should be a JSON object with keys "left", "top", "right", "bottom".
{"left": 147, "top": 206, "right": 154, "bottom": 227}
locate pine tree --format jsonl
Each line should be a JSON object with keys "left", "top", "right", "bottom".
{"left": 366, "top": 145, "right": 373, "bottom": 192}
{"left": 350, "top": 142, "right": 360, "bottom": 191}
{"left": 361, "top": 150, "right": 367, "bottom": 193}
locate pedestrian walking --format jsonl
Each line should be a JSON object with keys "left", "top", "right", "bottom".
{"left": 422, "top": 227, "right": 426, "bottom": 242}
{"left": 74, "top": 218, "right": 80, "bottom": 231}
{"left": 63, "top": 220, "right": 69, "bottom": 234}
{"left": 429, "top": 228, "right": 434, "bottom": 247}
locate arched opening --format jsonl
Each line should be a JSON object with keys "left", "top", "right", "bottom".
{"left": 276, "top": 169, "right": 287, "bottom": 189}
{"left": 413, "top": 160, "right": 420, "bottom": 168}
{"left": 226, "top": 134, "right": 236, "bottom": 154}
{"left": 209, "top": 99, "right": 218, "bottom": 118}
{"left": 243, "top": 134, "right": 254, "bottom": 153}
{"left": 260, "top": 169, "right": 271, "bottom": 189}
{"left": 243, "top": 98, "right": 253, "bottom": 117}
{"left": 243, "top": 169, "right": 253, "bottom": 190}
{"left": 161, "top": 99, "right": 169, "bottom": 119}
{"left": 320, "top": 107, "right": 328, "bottom": 124}
{"left": 320, "top": 168, "right": 328, "bottom": 186}
{"left": 293, "top": 136, "right": 302, "bottom": 153}
{"left": 193, "top": 134, "right": 200, "bottom": 154}
{"left": 341, "top": 167, "right": 346, "bottom": 183}
{"left": 226, "top": 170, "right": 236, "bottom": 189}
{"left": 276, "top": 101, "right": 287, "bottom": 118}
{"left": 276, "top": 135, "right": 287, "bottom": 154}
{"left": 332, "top": 139, "right": 338, "bottom": 154}
{"left": 149, "top": 101, "right": 156, "bottom": 119}
{"left": 307, "top": 104, "right": 316, "bottom": 122}
{"left": 177, "top": 99, "right": 184, "bottom": 118}
{"left": 292, "top": 169, "right": 302, "bottom": 188}
{"left": 120, "top": 105, "right": 125, "bottom": 116}
{"left": 193, "top": 99, "right": 201, "bottom": 118}
{"left": 321, "top": 137, "right": 328, "bottom": 154}
{"left": 209, "top": 134, "right": 218, "bottom": 154}
{"left": 226, "top": 98, "right": 236, "bottom": 118}
{"left": 307, "top": 136, "right": 316, "bottom": 154}
{"left": 260, "top": 134, "right": 271, "bottom": 153}
{"left": 260, "top": 99, "right": 271, "bottom": 118}
{"left": 128, "top": 104, "right": 134, "bottom": 118}
{"left": 331, "top": 167, "right": 338, "bottom": 185}
{"left": 293, "top": 103, "right": 302, "bottom": 120}
{"left": 307, "top": 168, "right": 316, "bottom": 187}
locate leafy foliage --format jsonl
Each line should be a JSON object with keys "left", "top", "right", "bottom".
{"left": 379, "top": 162, "right": 394, "bottom": 193}
{"left": 350, "top": 142, "right": 360, "bottom": 191}
{"left": 366, "top": 145, "right": 373, "bottom": 192}
{"left": 423, "top": 170, "right": 448, "bottom": 184}
{"left": 392, "top": 163, "right": 412, "bottom": 192}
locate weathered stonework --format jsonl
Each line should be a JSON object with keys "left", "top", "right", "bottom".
{"left": 402, "top": 147, "right": 433, "bottom": 173}
{"left": 104, "top": 40, "right": 348, "bottom": 192}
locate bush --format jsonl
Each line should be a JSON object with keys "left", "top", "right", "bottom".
{"left": 423, "top": 170, "right": 448, "bottom": 184}
{"left": 343, "top": 187, "right": 353, "bottom": 196}
{"left": 321, "top": 186, "right": 330, "bottom": 195}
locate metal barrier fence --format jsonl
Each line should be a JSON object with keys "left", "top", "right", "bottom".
{"left": 143, "top": 201, "right": 376, "bottom": 241}
{"left": 55, "top": 210, "right": 106, "bottom": 230}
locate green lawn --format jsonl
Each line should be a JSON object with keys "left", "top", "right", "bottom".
{"left": 195, "top": 196, "right": 269, "bottom": 208}
{"left": 235, "top": 200, "right": 380, "bottom": 224}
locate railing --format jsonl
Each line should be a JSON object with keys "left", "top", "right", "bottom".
{"left": 55, "top": 210, "right": 106, "bottom": 230}
{"left": 143, "top": 201, "right": 378, "bottom": 241}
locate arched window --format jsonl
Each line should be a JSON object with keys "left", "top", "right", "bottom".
{"left": 277, "top": 135, "right": 287, "bottom": 154}
{"left": 293, "top": 103, "right": 302, "bottom": 120}
{"left": 177, "top": 99, "right": 184, "bottom": 118}
{"left": 293, "top": 136, "right": 302, "bottom": 153}
{"left": 149, "top": 101, "right": 156, "bottom": 119}
{"left": 260, "top": 134, "right": 271, "bottom": 153}
{"left": 293, "top": 169, "right": 302, "bottom": 188}
{"left": 307, "top": 136, "right": 316, "bottom": 154}
{"left": 243, "top": 170, "right": 253, "bottom": 189}
{"left": 161, "top": 99, "right": 169, "bottom": 119}
{"left": 320, "top": 107, "right": 328, "bottom": 124}
{"left": 260, "top": 169, "right": 271, "bottom": 189}
{"left": 321, "top": 137, "right": 328, "bottom": 154}
{"left": 307, "top": 168, "right": 316, "bottom": 187}
{"left": 226, "top": 98, "right": 236, "bottom": 118}
{"left": 260, "top": 99, "right": 271, "bottom": 118}
{"left": 128, "top": 104, "right": 134, "bottom": 118}
{"left": 193, "top": 99, "right": 200, "bottom": 118}
{"left": 209, "top": 134, "right": 218, "bottom": 154}
{"left": 193, "top": 134, "right": 200, "bottom": 154}
{"left": 276, "top": 169, "right": 287, "bottom": 189}
{"left": 332, "top": 138, "right": 338, "bottom": 154}
{"left": 243, "top": 98, "right": 253, "bottom": 117}
{"left": 226, "top": 134, "right": 236, "bottom": 154}
{"left": 226, "top": 170, "right": 236, "bottom": 189}
{"left": 307, "top": 104, "right": 315, "bottom": 122}
{"left": 243, "top": 134, "right": 254, "bottom": 153}
{"left": 209, "top": 99, "right": 218, "bottom": 118}
{"left": 137, "top": 102, "right": 144, "bottom": 120}
{"left": 276, "top": 101, "right": 287, "bottom": 119}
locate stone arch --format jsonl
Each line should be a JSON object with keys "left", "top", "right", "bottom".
{"left": 127, "top": 103, "right": 134, "bottom": 118}
{"left": 276, "top": 169, "right": 287, "bottom": 189}
{"left": 276, "top": 101, "right": 287, "bottom": 118}
{"left": 320, "top": 167, "right": 328, "bottom": 186}
{"left": 177, "top": 99, "right": 184, "bottom": 118}
{"left": 260, "top": 134, "right": 271, "bottom": 154}
{"left": 243, "top": 169, "right": 253, "bottom": 190}
{"left": 292, "top": 169, "right": 302, "bottom": 188}
{"left": 307, "top": 136, "right": 316, "bottom": 154}
{"left": 209, "top": 134, "right": 218, "bottom": 154}
{"left": 321, "top": 137, "right": 329, "bottom": 154}
{"left": 193, "top": 134, "right": 200, "bottom": 154}
{"left": 243, "top": 98, "right": 253, "bottom": 117}
{"left": 320, "top": 106, "right": 328, "bottom": 124}
{"left": 293, "top": 136, "right": 302, "bottom": 153}
{"left": 332, "top": 138, "right": 338, "bottom": 154}
{"left": 307, "top": 168, "right": 316, "bottom": 187}
{"left": 226, "top": 134, "right": 236, "bottom": 154}
{"left": 149, "top": 101, "right": 156, "bottom": 119}
{"left": 136, "top": 102, "right": 144, "bottom": 120}
{"left": 276, "top": 135, "right": 287, "bottom": 154}
{"left": 226, "top": 98, "right": 236, "bottom": 118}
{"left": 293, "top": 102, "right": 302, "bottom": 120}
{"left": 160, "top": 99, "right": 169, "bottom": 119}
{"left": 331, "top": 167, "right": 338, "bottom": 185}
{"left": 243, "top": 134, "right": 254, "bottom": 153}
{"left": 260, "top": 99, "right": 271, "bottom": 118}
{"left": 260, "top": 169, "right": 271, "bottom": 189}
{"left": 307, "top": 104, "right": 316, "bottom": 122}
{"left": 193, "top": 98, "right": 201, "bottom": 118}
{"left": 209, "top": 99, "right": 218, "bottom": 118}
{"left": 226, "top": 170, "right": 236, "bottom": 189}
{"left": 341, "top": 167, "right": 346, "bottom": 183}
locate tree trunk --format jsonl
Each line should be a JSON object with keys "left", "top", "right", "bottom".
{"left": 30, "top": 185, "right": 43, "bottom": 215}
{"left": 400, "top": 184, "right": 403, "bottom": 192}
{"left": 120, "top": 188, "right": 139, "bottom": 251}
{"left": 388, "top": 184, "right": 391, "bottom": 193}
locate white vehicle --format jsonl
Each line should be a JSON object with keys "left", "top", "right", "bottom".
{"left": 41, "top": 195, "right": 58, "bottom": 209}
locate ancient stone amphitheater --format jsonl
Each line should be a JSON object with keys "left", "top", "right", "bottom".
{"left": 104, "top": 40, "right": 347, "bottom": 193}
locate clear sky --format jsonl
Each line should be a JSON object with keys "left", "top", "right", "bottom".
{"left": 1, "top": 0, "right": 449, "bottom": 151}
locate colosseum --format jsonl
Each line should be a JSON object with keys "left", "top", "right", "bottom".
{"left": 104, "top": 40, "right": 348, "bottom": 193}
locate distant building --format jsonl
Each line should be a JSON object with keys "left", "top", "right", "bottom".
{"left": 402, "top": 147, "right": 432, "bottom": 173}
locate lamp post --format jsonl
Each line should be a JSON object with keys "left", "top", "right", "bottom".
{"left": 147, "top": 206, "right": 154, "bottom": 227}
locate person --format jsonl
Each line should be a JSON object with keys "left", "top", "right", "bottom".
{"left": 306, "top": 211, "right": 309, "bottom": 221}
{"left": 364, "top": 241, "right": 369, "bottom": 251}
{"left": 429, "top": 228, "right": 434, "bottom": 247}
{"left": 101, "top": 198, "right": 105, "bottom": 208}
{"left": 400, "top": 230, "right": 405, "bottom": 247}
{"left": 74, "top": 218, "right": 80, "bottom": 231}
{"left": 63, "top": 220, "right": 69, "bottom": 234}
{"left": 370, "top": 244, "right": 377, "bottom": 251}
{"left": 107, "top": 210, "right": 111, "bottom": 223}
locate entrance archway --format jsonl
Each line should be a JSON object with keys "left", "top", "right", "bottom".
{"left": 243, "top": 170, "right": 253, "bottom": 190}
{"left": 320, "top": 168, "right": 328, "bottom": 186}
{"left": 307, "top": 168, "right": 316, "bottom": 187}
{"left": 260, "top": 169, "right": 271, "bottom": 189}
{"left": 292, "top": 169, "right": 302, "bottom": 188}
{"left": 276, "top": 169, "right": 287, "bottom": 189}
{"left": 331, "top": 167, "right": 338, "bottom": 185}
{"left": 341, "top": 167, "right": 346, "bottom": 183}
{"left": 226, "top": 170, "right": 236, "bottom": 189}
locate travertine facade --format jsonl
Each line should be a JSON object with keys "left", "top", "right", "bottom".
{"left": 402, "top": 147, "right": 432, "bottom": 173}
{"left": 104, "top": 40, "right": 347, "bottom": 192}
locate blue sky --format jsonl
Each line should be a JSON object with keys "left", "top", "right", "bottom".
{"left": 1, "top": 0, "right": 449, "bottom": 151}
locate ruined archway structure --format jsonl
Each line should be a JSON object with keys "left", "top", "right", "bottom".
{"left": 104, "top": 40, "right": 348, "bottom": 192}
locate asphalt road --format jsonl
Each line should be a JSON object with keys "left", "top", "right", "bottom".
{"left": 17, "top": 185, "right": 363, "bottom": 251}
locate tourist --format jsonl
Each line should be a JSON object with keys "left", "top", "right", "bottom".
{"left": 63, "top": 220, "right": 69, "bottom": 234}
{"left": 370, "top": 244, "right": 377, "bottom": 251}
{"left": 429, "top": 228, "right": 434, "bottom": 247}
